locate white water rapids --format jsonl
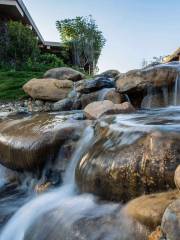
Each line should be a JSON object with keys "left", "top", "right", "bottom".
{"left": 0, "top": 127, "right": 119, "bottom": 240}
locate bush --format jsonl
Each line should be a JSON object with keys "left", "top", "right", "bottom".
{"left": 25, "top": 53, "right": 65, "bottom": 72}
{"left": 0, "top": 21, "right": 39, "bottom": 69}
{"left": 38, "top": 53, "right": 64, "bottom": 68}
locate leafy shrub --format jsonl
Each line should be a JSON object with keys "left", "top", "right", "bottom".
{"left": 25, "top": 53, "right": 65, "bottom": 72}
{"left": 38, "top": 53, "right": 64, "bottom": 68}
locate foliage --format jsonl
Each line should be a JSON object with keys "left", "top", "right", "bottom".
{"left": 0, "top": 21, "right": 39, "bottom": 69}
{"left": 56, "top": 16, "right": 106, "bottom": 73}
{"left": 0, "top": 70, "right": 43, "bottom": 100}
{"left": 25, "top": 53, "right": 65, "bottom": 72}
{"left": 39, "top": 53, "right": 64, "bottom": 67}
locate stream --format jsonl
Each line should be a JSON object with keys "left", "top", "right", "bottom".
{"left": 0, "top": 105, "right": 180, "bottom": 240}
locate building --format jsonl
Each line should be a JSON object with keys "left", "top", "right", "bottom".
{"left": 163, "top": 47, "right": 180, "bottom": 63}
{"left": 0, "top": 0, "right": 62, "bottom": 55}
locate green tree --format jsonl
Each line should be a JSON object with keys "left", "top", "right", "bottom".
{"left": 0, "top": 21, "right": 39, "bottom": 69}
{"left": 56, "top": 16, "right": 106, "bottom": 74}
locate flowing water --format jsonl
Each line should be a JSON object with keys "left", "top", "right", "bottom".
{"left": 0, "top": 105, "right": 180, "bottom": 239}
{"left": 141, "top": 73, "right": 180, "bottom": 108}
{"left": 0, "top": 126, "right": 120, "bottom": 240}
{"left": 174, "top": 73, "right": 180, "bottom": 105}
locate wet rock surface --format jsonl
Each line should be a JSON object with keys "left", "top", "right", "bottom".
{"left": 80, "top": 88, "right": 125, "bottom": 109}
{"left": 116, "top": 63, "right": 180, "bottom": 93}
{"left": 115, "top": 62, "right": 180, "bottom": 108}
{"left": 25, "top": 202, "right": 149, "bottom": 240}
{"left": 1, "top": 62, "right": 180, "bottom": 239}
{"left": 161, "top": 199, "right": 180, "bottom": 240}
{"left": 76, "top": 109, "right": 180, "bottom": 202}
{"left": 0, "top": 112, "right": 87, "bottom": 172}
{"left": 0, "top": 183, "right": 31, "bottom": 232}
{"left": 52, "top": 98, "right": 82, "bottom": 111}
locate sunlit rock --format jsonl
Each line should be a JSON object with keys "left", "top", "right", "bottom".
{"left": 76, "top": 117, "right": 180, "bottom": 202}
{"left": 116, "top": 62, "right": 180, "bottom": 108}
{"left": 23, "top": 78, "right": 73, "bottom": 101}
{"left": 44, "top": 67, "right": 85, "bottom": 81}
{"left": 84, "top": 100, "right": 135, "bottom": 119}
{"left": 0, "top": 113, "right": 85, "bottom": 172}
{"left": 123, "top": 191, "right": 180, "bottom": 232}
{"left": 116, "top": 63, "right": 179, "bottom": 92}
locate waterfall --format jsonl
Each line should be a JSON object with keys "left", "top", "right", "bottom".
{"left": 162, "top": 86, "right": 168, "bottom": 106}
{"left": 0, "top": 127, "right": 118, "bottom": 240}
{"left": 98, "top": 88, "right": 113, "bottom": 101}
{"left": 0, "top": 165, "right": 6, "bottom": 188}
{"left": 125, "top": 94, "right": 131, "bottom": 104}
{"left": 174, "top": 73, "right": 180, "bottom": 106}
{"left": 141, "top": 86, "right": 153, "bottom": 108}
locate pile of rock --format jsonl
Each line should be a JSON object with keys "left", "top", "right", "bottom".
{"left": 22, "top": 67, "right": 136, "bottom": 118}
{"left": 22, "top": 62, "right": 180, "bottom": 117}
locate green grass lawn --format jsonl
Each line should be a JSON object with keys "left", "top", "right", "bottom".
{"left": 0, "top": 70, "right": 43, "bottom": 100}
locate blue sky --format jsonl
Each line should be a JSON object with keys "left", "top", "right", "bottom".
{"left": 24, "top": 0, "right": 180, "bottom": 72}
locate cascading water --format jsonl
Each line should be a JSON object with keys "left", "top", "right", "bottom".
{"left": 0, "top": 127, "right": 119, "bottom": 240}
{"left": 98, "top": 88, "right": 113, "bottom": 101}
{"left": 1, "top": 105, "right": 180, "bottom": 240}
{"left": 142, "top": 73, "right": 180, "bottom": 108}
{"left": 0, "top": 165, "right": 6, "bottom": 188}
{"left": 174, "top": 73, "right": 180, "bottom": 106}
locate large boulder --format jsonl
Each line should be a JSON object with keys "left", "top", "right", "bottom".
{"left": 44, "top": 67, "right": 85, "bottom": 81}
{"left": 0, "top": 113, "right": 86, "bottom": 172}
{"left": 84, "top": 101, "right": 135, "bottom": 120}
{"left": 116, "top": 63, "right": 180, "bottom": 93}
{"left": 123, "top": 191, "right": 180, "bottom": 232}
{"left": 23, "top": 78, "right": 73, "bottom": 101}
{"left": 115, "top": 62, "right": 180, "bottom": 108}
{"left": 75, "top": 77, "right": 114, "bottom": 94}
{"left": 161, "top": 199, "right": 180, "bottom": 240}
{"left": 76, "top": 118, "right": 180, "bottom": 202}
